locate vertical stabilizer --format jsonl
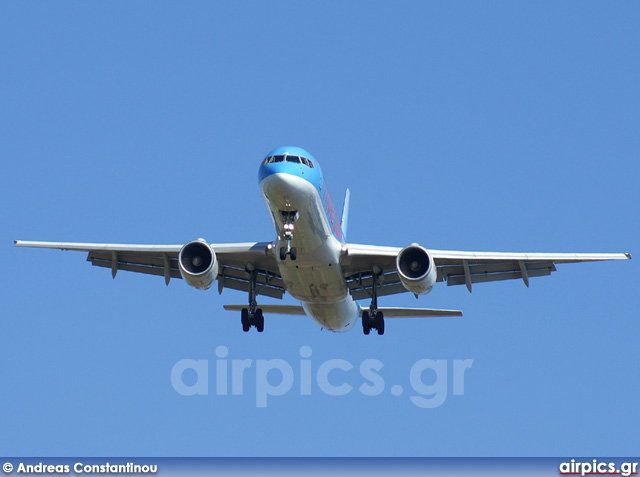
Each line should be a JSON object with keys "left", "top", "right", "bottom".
{"left": 341, "top": 188, "right": 350, "bottom": 241}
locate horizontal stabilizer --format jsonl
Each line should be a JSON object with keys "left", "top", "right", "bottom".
{"left": 370, "top": 307, "right": 463, "bottom": 318}
{"left": 223, "top": 304, "right": 306, "bottom": 316}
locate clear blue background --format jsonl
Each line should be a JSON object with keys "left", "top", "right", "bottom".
{"left": 1, "top": 1, "right": 638, "bottom": 457}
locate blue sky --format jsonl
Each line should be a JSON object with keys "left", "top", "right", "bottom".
{"left": 1, "top": 2, "right": 638, "bottom": 457}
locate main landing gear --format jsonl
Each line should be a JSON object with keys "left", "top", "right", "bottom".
{"left": 362, "top": 310, "right": 384, "bottom": 335}
{"left": 279, "top": 211, "right": 297, "bottom": 261}
{"left": 241, "top": 269, "right": 264, "bottom": 332}
{"left": 362, "top": 269, "right": 385, "bottom": 335}
{"left": 241, "top": 307, "right": 264, "bottom": 332}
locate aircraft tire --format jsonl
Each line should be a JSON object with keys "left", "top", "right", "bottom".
{"left": 241, "top": 308, "right": 250, "bottom": 332}
{"left": 362, "top": 310, "right": 370, "bottom": 335}
{"left": 256, "top": 309, "right": 264, "bottom": 332}
{"left": 376, "top": 311, "right": 385, "bottom": 335}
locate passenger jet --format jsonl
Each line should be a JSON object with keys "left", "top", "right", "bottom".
{"left": 15, "top": 146, "right": 631, "bottom": 334}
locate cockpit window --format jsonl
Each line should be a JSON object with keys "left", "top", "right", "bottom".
{"left": 263, "top": 154, "right": 314, "bottom": 168}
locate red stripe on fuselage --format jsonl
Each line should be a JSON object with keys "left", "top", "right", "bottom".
{"left": 321, "top": 185, "right": 343, "bottom": 242}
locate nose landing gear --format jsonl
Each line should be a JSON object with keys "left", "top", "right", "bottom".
{"left": 279, "top": 211, "right": 297, "bottom": 261}
{"left": 279, "top": 244, "right": 297, "bottom": 261}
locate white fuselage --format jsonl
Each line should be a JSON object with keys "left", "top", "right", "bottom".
{"left": 260, "top": 172, "right": 358, "bottom": 331}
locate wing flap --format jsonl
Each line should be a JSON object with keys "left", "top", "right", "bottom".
{"left": 88, "top": 251, "right": 179, "bottom": 268}
{"left": 90, "top": 258, "right": 183, "bottom": 280}
{"left": 219, "top": 275, "right": 284, "bottom": 299}
{"left": 440, "top": 260, "right": 556, "bottom": 287}
{"left": 346, "top": 270, "right": 409, "bottom": 300}
{"left": 220, "top": 265, "right": 285, "bottom": 289}
{"left": 445, "top": 268, "right": 553, "bottom": 287}
{"left": 438, "top": 260, "right": 555, "bottom": 277}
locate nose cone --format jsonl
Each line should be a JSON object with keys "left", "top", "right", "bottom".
{"left": 258, "top": 146, "right": 322, "bottom": 188}
{"left": 260, "top": 172, "right": 299, "bottom": 208}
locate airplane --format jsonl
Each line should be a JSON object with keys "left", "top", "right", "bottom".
{"left": 15, "top": 146, "right": 631, "bottom": 335}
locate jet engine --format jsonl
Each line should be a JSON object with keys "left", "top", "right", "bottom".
{"left": 178, "top": 239, "right": 219, "bottom": 290}
{"left": 396, "top": 244, "right": 437, "bottom": 295}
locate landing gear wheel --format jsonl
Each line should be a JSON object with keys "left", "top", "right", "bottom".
{"left": 376, "top": 311, "right": 385, "bottom": 335}
{"left": 241, "top": 308, "right": 250, "bottom": 332}
{"left": 255, "top": 309, "right": 264, "bottom": 332}
{"left": 290, "top": 247, "right": 297, "bottom": 261}
{"left": 362, "top": 310, "right": 371, "bottom": 335}
{"left": 279, "top": 247, "right": 287, "bottom": 261}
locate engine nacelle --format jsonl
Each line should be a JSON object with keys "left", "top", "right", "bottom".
{"left": 396, "top": 244, "right": 437, "bottom": 295}
{"left": 179, "top": 239, "right": 219, "bottom": 290}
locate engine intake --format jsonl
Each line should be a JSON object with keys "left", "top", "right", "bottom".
{"left": 396, "top": 244, "right": 437, "bottom": 295}
{"left": 179, "top": 239, "right": 219, "bottom": 290}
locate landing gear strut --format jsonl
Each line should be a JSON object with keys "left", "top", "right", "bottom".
{"left": 241, "top": 269, "right": 264, "bottom": 332}
{"left": 279, "top": 211, "right": 297, "bottom": 261}
{"left": 362, "top": 269, "right": 385, "bottom": 335}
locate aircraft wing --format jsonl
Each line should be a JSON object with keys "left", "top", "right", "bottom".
{"left": 14, "top": 240, "right": 286, "bottom": 299}
{"left": 341, "top": 243, "right": 631, "bottom": 298}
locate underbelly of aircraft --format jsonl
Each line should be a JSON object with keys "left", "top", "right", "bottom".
{"left": 278, "top": 243, "right": 357, "bottom": 332}
{"left": 261, "top": 172, "right": 358, "bottom": 331}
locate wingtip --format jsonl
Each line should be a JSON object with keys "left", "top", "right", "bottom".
{"left": 626, "top": 252, "right": 632, "bottom": 260}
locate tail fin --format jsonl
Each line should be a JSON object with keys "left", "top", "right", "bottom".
{"left": 341, "top": 188, "right": 350, "bottom": 241}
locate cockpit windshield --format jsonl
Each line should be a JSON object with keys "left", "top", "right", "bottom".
{"left": 263, "top": 154, "right": 314, "bottom": 168}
